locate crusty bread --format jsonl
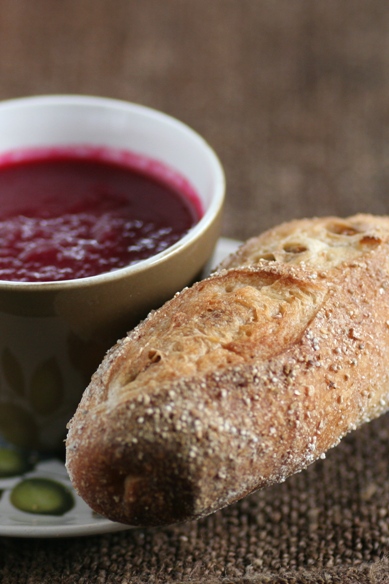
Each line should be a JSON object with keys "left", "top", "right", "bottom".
{"left": 65, "top": 214, "right": 389, "bottom": 527}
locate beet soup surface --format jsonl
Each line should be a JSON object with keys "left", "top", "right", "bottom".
{"left": 0, "top": 147, "right": 202, "bottom": 282}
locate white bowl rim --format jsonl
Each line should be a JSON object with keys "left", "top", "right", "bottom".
{"left": 0, "top": 94, "right": 225, "bottom": 291}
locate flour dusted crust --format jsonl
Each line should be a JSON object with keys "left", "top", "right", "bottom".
{"left": 66, "top": 214, "right": 389, "bottom": 526}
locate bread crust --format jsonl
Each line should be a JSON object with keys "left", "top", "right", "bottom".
{"left": 66, "top": 214, "right": 389, "bottom": 526}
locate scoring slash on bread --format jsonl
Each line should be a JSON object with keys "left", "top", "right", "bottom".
{"left": 66, "top": 214, "right": 389, "bottom": 527}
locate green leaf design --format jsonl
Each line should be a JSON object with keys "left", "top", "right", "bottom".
{"left": 1, "top": 348, "right": 25, "bottom": 397}
{"left": 29, "top": 358, "right": 64, "bottom": 416}
{"left": 0, "top": 447, "right": 32, "bottom": 478}
{"left": 10, "top": 478, "right": 74, "bottom": 516}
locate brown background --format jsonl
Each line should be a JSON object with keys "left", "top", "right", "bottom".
{"left": 1, "top": 1, "right": 389, "bottom": 582}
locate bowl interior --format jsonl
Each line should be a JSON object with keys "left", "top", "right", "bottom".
{"left": 0, "top": 96, "right": 224, "bottom": 221}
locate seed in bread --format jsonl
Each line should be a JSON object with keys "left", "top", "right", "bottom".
{"left": 65, "top": 214, "right": 389, "bottom": 527}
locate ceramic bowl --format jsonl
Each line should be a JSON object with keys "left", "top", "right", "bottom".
{"left": 0, "top": 95, "right": 225, "bottom": 452}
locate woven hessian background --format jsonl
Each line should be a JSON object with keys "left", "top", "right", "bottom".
{"left": 1, "top": 1, "right": 389, "bottom": 582}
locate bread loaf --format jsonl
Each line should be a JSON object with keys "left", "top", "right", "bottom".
{"left": 65, "top": 214, "right": 389, "bottom": 527}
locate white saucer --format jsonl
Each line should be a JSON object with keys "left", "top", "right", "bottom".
{"left": 0, "top": 237, "right": 241, "bottom": 538}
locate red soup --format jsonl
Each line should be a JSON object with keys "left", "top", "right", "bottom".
{"left": 0, "top": 147, "right": 202, "bottom": 282}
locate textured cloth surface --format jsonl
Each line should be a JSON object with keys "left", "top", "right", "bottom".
{"left": 1, "top": 1, "right": 389, "bottom": 582}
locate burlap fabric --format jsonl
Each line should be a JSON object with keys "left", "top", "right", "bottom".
{"left": 1, "top": 1, "right": 389, "bottom": 582}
